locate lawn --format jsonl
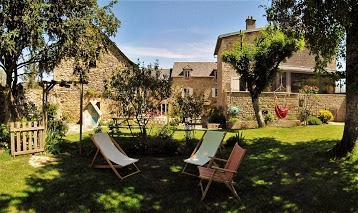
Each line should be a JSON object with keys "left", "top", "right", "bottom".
{"left": 0, "top": 125, "right": 357, "bottom": 212}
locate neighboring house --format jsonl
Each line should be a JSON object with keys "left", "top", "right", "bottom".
{"left": 214, "top": 16, "right": 346, "bottom": 121}
{"left": 155, "top": 68, "right": 172, "bottom": 117}
{"left": 171, "top": 62, "right": 218, "bottom": 112}
{"left": 50, "top": 40, "right": 135, "bottom": 125}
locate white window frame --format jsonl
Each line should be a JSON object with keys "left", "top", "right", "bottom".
{"left": 335, "top": 78, "right": 346, "bottom": 93}
{"left": 184, "top": 70, "right": 190, "bottom": 79}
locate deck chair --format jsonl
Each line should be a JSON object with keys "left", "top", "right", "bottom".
{"left": 198, "top": 143, "right": 246, "bottom": 201}
{"left": 89, "top": 132, "right": 140, "bottom": 180}
{"left": 182, "top": 131, "right": 226, "bottom": 176}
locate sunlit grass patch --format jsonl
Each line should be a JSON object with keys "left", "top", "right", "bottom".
{"left": 95, "top": 188, "right": 143, "bottom": 212}
{"left": 169, "top": 165, "right": 182, "bottom": 172}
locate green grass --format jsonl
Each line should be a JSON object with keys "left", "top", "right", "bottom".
{"left": 0, "top": 125, "right": 357, "bottom": 212}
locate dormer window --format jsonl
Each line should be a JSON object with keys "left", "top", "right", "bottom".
{"left": 213, "top": 69, "right": 217, "bottom": 79}
{"left": 210, "top": 69, "right": 218, "bottom": 80}
{"left": 184, "top": 70, "right": 190, "bottom": 79}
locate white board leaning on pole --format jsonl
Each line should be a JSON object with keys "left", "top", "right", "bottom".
{"left": 0, "top": 68, "right": 6, "bottom": 87}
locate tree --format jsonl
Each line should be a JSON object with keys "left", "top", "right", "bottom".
{"left": 222, "top": 26, "right": 304, "bottom": 127}
{"left": 171, "top": 91, "right": 205, "bottom": 124}
{"left": 21, "top": 62, "right": 40, "bottom": 89}
{"left": 107, "top": 60, "right": 172, "bottom": 137}
{"left": 266, "top": 0, "right": 357, "bottom": 155}
{"left": 0, "top": 0, "right": 120, "bottom": 123}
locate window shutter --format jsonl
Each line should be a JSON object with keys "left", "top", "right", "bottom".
{"left": 231, "top": 77, "right": 240, "bottom": 92}
{"left": 181, "top": 88, "right": 185, "bottom": 97}
{"left": 212, "top": 88, "right": 217, "bottom": 97}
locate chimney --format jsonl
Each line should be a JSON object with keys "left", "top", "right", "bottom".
{"left": 245, "top": 16, "right": 256, "bottom": 30}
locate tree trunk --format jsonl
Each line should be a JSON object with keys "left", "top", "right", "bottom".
{"left": 2, "top": 87, "right": 17, "bottom": 124}
{"left": 251, "top": 93, "right": 265, "bottom": 128}
{"left": 1, "top": 64, "right": 20, "bottom": 124}
{"left": 335, "top": 12, "right": 358, "bottom": 155}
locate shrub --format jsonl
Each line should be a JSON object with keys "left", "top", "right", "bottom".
{"left": 307, "top": 116, "right": 322, "bottom": 125}
{"left": 156, "top": 125, "right": 176, "bottom": 140}
{"left": 225, "top": 131, "right": 245, "bottom": 147}
{"left": 208, "top": 106, "right": 226, "bottom": 127}
{"left": 98, "top": 120, "right": 106, "bottom": 126}
{"left": 46, "top": 103, "right": 58, "bottom": 121}
{"left": 298, "top": 109, "right": 311, "bottom": 122}
{"left": 45, "top": 128, "right": 65, "bottom": 155}
{"left": 0, "top": 124, "right": 10, "bottom": 150}
{"left": 62, "top": 113, "right": 70, "bottom": 122}
{"left": 133, "top": 137, "right": 187, "bottom": 157}
{"left": 119, "top": 135, "right": 199, "bottom": 157}
{"left": 169, "top": 117, "right": 180, "bottom": 126}
{"left": 48, "top": 119, "right": 69, "bottom": 137}
{"left": 94, "top": 126, "right": 103, "bottom": 133}
{"left": 264, "top": 113, "right": 274, "bottom": 123}
{"left": 318, "top": 110, "right": 334, "bottom": 123}
{"left": 228, "top": 117, "right": 239, "bottom": 122}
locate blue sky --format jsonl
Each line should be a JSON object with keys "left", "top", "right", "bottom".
{"left": 101, "top": 0, "right": 270, "bottom": 68}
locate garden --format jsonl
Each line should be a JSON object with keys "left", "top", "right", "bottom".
{"left": 0, "top": 124, "right": 357, "bottom": 212}
{"left": 1, "top": 1, "right": 357, "bottom": 212}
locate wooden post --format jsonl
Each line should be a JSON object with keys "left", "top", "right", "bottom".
{"left": 79, "top": 73, "right": 84, "bottom": 155}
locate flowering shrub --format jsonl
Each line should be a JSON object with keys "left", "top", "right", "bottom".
{"left": 318, "top": 110, "right": 334, "bottom": 123}
{"left": 301, "top": 85, "right": 319, "bottom": 94}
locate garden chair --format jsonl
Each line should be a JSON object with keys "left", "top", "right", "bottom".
{"left": 89, "top": 132, "right": 140, "bottom": 180}
{"left": 198, "top": 143, "right": 246, "bottom": 201}
{"left": 182, "top": 130, "right": 226, "bottom": 176}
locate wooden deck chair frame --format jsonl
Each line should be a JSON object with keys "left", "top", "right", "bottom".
{"left": 198, "top": 143, "right": 246, "bottom": 201}
{"left": 89, "top": 132, "right": 140, "bottom": 180}
{"left": 182, "top": 131, "right": 226, "bottom": 177}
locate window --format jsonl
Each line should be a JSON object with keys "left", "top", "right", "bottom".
{"left": 160, "top": 104, "right": 168, "bottom": 115}
{"left": 213, "top": 69, "right": 218, "bottom": 80}
{"left": 271, "top": 72, "right": 287, "bottom": 92}
{"left": 184, "top": 70, "right": 190, "bottom": 79}
{"left": 157, "top": 103, "right": 168, "bottom": 116}
{"left": 291, "top": 73, "right": 335, "bottom": 94}
{"left": 239, "top": 77, "right": 247, "bottom": 91}
{"left": 335, "top": 78, "right": 346, "bottom": 93}
{"left": 182, "top": 87, "right": 193, "bottom": 97}
{"left": 212, "top": 88, "right": 218, "bottom": 97}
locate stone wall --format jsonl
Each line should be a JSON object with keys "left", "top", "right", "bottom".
{"left": 225, "top": 92, "right": 346, "bottom": 122}
{"left": 25, "top": 87, "right": 119, "bottom": 123}
{"left": 171, "top": 76, "right": 218, "bottom": 106}
{"left": 28, "top": 44, "right": 134, "bottom": 123}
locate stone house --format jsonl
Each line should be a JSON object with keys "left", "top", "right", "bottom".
{"left": 214, "top": 16, "right": 346, "bottom": 121}
{"left": 48, "top": 41, "right": 134, "bottom": 125}
{"left": 170, "top": 62, "right": 218, "bottom": 113}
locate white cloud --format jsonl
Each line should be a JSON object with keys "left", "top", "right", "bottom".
{"left": 120, "top": 39, "right": 215, "bottom": 60}
{"left": 121, "top": 46, "right": 193, "bottom": 59}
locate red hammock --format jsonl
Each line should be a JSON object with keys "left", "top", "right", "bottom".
{"left": 274, "top": 103, "right": 288, "bottom": 119}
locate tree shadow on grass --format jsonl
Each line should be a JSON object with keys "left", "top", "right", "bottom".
{"left": 239, "top": 137, "right": 358, "bottom": 212}
{"left": 0, "top": 136, "right": 357, "bottom": 212}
